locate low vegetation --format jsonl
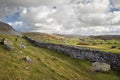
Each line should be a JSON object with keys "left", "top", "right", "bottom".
{"left": 77, "top": 38, "right": 120, "bottom": 54}
{"left": 0, "top": 34, "right": 119, "bottom": 80}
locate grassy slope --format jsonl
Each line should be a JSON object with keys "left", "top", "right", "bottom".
{"left": 0, "top": 22, "right": 16, "bottom": 32}
{"left": 24, "top": 32, "right": 79, "bottom": 45}
{"left": 78, "top": 38, "right": 120, "bottom": 54}
{"left": 0, "top": 34, "right": 119, "bottom": 80}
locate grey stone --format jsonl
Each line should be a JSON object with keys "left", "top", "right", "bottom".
{"left": 24, "top": 66, "right": 29, "bottom": 70}
{"left": 18, "top": 51, "right": 23, "bottom": 54}
{"left": 1, "top": 38, "right": 14, "bottom": 51}
{"left": 24, "top": 56, "right": 33, "bottom": 63}
{"left": 19, "top": 44, "right": 25, "bottom": 49}
{"left": 92, "top": 62, "right": 111, "bottom": 73}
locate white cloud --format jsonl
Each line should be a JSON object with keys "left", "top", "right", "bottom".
{"left": 74, "top": 0, "right": 120, "bottom": 26}
{"left": 21, "top": 8, "right": 27, "bottom": 14}
{"left": 8, "top": 21, "right": 29, "bottom": 32}
{"left": 20, "top": 6, "right": 56, "bottom": 23}
{"left": 0, "top": 0, "right": 120, "bottom": 35}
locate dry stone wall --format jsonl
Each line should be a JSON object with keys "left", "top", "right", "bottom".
{"left": 24, "top": 36, "right": 120, "bottom": 70}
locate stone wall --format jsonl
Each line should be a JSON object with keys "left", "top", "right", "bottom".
{"left": 24, "top": 36, "right": 120, "bottom": 70}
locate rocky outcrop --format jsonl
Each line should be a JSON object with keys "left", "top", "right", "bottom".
{"left": 23, "top": 36, "right": 120, "bottom": 70}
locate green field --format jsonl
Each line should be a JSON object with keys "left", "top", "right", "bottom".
{"left": 77, "top": 38, "right": 120, "bottom": 54}
{"left": 0, "top": 34, "right": 119, "bottom": 80}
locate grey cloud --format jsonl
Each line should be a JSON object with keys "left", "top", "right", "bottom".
{"left": 112, "top": 0, "right": 120, "bottom": 8}
{"left": 0, "top": 0, "right": 71, "bottom": 7}
{"left": 0, "top": 0, "right": 120, "bottom": 35}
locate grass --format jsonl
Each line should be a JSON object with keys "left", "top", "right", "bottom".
{"left": 77, "top": 38, "right": 120, "bottom": 54}
{"left": 24, "top": 33, "right": 120, "bottom": 54}
{"left": 24, "top": 32, "right": 79, "bottom": 45}
{"left": 79, "top": 45, "right": 120, "bottom": 53}
{"left": 0, "top": 34, "right": 119, "bottom": 80}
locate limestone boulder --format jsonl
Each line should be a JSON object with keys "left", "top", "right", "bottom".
{"left": 92, "top": 62, "right": 111, "bottom": 73}
{"left": 19, "top": 44, "right": 25, "bottom": 49}
{"left": 1, "top": 38, "right": 14, "bottom": 51}
{"left": 24, "top": 56, "right": 33, "bottom": 63}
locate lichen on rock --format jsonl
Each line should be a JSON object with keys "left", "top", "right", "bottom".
{"left": 1, "top": 38, "right": 14, "bottom": 51}
{"left": 92, "top": 62, "right": 111, "bottom": 73}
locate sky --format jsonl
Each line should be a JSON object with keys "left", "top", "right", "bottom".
{"left": 0, "top": 0, "right": 120, "bottom": 35}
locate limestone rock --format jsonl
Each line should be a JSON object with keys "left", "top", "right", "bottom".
{"left": 19, "top": 44, "right": 25, "bottom": 49}
{"left": 24, "top": 66, "right": 29, "bottom": 70}
{"left": 1, "top": 38, "right": 12, "bottom": 45}
{"left": 24, "top": 56, "right": 33, "bottom": 63}
{"left": 18, "top": 51, "right": 23, "bottom": 54}
{"left": 1, "top": 38, "right": 14, "bottom": 51}
{"left": 92, "top": 62, "right": 111, "bottom": 73}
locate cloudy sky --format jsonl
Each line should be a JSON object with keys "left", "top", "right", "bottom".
{"left": 0, "top": 0, "right": 120, "bottom": 35}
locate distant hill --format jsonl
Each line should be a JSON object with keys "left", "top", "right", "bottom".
{"left": 55, "top": 34, "right": 85, "bottom": 38}
{"left": 90, "top": 35, "right": 120, "bottom": 40}
{"left": 0, "top": 22, "right": 20, "bottom": 35}
{"left": 23, "top": 32, "right": 80, "bottom": 45}
{"left": 23, "top": 32, "right": 65, "bottom": 41}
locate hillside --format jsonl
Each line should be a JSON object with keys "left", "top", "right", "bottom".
{"left": 24, "top": 32, "right": 79, "bottom": 45}
{"left": 75, "top": 37, "right": 120, "bottom": 54}
{"left": 0, "top": 23, "right": 119, "bottom": 80}
{"left": 0, "top": 22, "right": 20, "bottom": 35}
{"left": 0, "top": 34, "right": 119, "bottom": 80}
{"left": 90, "top": 35, "right": 120, "bottom": 40}
{"left": 24, "top": 32, "right": 120, "bottom": 54}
